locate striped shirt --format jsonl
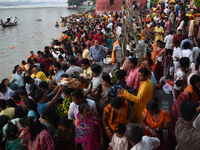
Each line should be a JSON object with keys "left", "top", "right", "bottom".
{"left": 164, "top": 21, "right": 170, "bottom": 33}
{"left": 175, "top": 119, "right": 200, "bottom": 150}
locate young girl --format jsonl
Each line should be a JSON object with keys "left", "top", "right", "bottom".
{"left": 108, "top": 124, "right": 128, "bottom": 150}
{"left": 6, "top": 122, "right": 24, "bottom": 150}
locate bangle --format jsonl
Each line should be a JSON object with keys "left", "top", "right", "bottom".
{"left": 145, "top": 126, "right": 150, "bottom": 130}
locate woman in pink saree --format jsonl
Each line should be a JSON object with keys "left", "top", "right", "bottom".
{"left": 75, "top": 103, "right": 104, "bottom": 150}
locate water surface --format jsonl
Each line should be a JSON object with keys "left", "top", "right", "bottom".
{"left": 0, "top": 4, "right": 82, "bottom": 80}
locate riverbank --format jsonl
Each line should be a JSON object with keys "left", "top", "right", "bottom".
{"left": 0, "top": 6, "right": 83, "bottom": 80}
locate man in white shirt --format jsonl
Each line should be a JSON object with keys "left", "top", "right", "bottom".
{"left": 164, "top": 31, "right": 173, "bottom": 50}
{"left": 0, "top": 83, "right": 15, "bottom": 100}
{"left": 68, "top": 88, "right": 97, "bottom": 120}
{"left": 172, "top": 40, "right": 182, "bottom": 71}
{"left": 52, "top": 50, "right": 66, "bottom": 61}
{"left": 66, "top": 58, "right": 83, "bottom": 77}
{"left": 24, "top": 76, "right": 41, "bottom": 93}
{"left": 84, "top": 65, "right": 102, "bottom": 99}
{"left": 164, "top": 7, "right": 169, "bottom": 15}
{"left": 100, "top": 25, "right": 105, "bottom": 33}
{"left": 153, "top": 14, "right": 160, "bottom": 23}
{"left": 182, "top": 42, "right": 193, "bottom": 63}
{"left": 126, "top": 123, "right": 160, "bottom": 150}
{"left": 107, "top": 19, "right": 113, "bottom": 31}
{"left": 116, "top": 24, "right": 122, "bottom": 36}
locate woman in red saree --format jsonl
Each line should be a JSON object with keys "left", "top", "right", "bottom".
{"left": 168, "top": 91, "right": 191, "bottom": 150}
{"left": 75, "top": 103, "right": 104, "bottom": 150}
{"left": 140, "top": 51, "right": 153, "bottom": 79}
{"left": 154, "top": 41, "right": 166, "bottom": 81}
{"left": 151, "top": 40, "right": 159, "bottom": 72}
{"left": 140, "top": 100, "right": 171, "bottom": 150}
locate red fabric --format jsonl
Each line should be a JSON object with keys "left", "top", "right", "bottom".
{"left": 76, "top": 59, "right": 82, "bottom": 67}
{"left": 172, "top": 34, "right": 184, "bottom": 46}
{"left": 89, "top": 31, "right": 94, "bottom": 39}
{"left": 164, "top": 21, "right": 170, "bottom": 33}
{"left": 42, "top": 59, "right": 52, "bottom": 71}
{"left": 155, "top": 62, "right": 163, "bottom": 81}
{"left": 76, "top": 33, "right": 81, "bottom": 41}
{"left": 144, "top": 129, "right": 164, "bottom": 150}
{"left": 38, "top": 57, "right": 45, "bottom": 64}
{"left": 167, "top": 80, "right": 173, "bottom": 86}
{"left": 93, "top": 33, "right": 103, "bottom": 45}
{"left": 27, "top": 130, "right": 55, "bottom": 150}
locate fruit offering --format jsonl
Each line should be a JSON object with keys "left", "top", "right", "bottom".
{"left": 56, "top": 97, "right": 72, "bottom": 118}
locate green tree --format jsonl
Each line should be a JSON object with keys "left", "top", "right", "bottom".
{"left": 67, "top": 0, "right": 83, "bottom": 6}
{"left": 150, "top": 0, "right": 157, "bottom": 4}
{"left": 195, "top": 0, "right": 200, "bottom": 8}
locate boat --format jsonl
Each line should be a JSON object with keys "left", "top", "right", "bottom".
{"left": 78, "top": 5, "right": 95, "bottom": 10}
{"left": 0, "top": 17, "right": 18, "bottom": 27}
{"left": 67, "top": 5, "right": 78, "bottom": 9}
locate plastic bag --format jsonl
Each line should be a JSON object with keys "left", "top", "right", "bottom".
{"left": 163, "top": 83, "right": 173, "bottom": 94}
{"left": 103, "top": 57, "right": 111, "bottom": 64}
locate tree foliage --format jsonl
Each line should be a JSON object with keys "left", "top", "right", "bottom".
{"left": 67, "top": 0, "right": 83, "bottom": 6}
{"left": 150, "top": 0, "right": 157, "bottom": 4}
{"left": 195, "top": 0, "right": 200, "bottom": 8}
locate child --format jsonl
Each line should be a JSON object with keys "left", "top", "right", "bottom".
{"left": 108, "top": 124, "right": 128, "bottom": 150}
{"left": 174, "top": 57, "right": 190, "bottom": 99}
{"left": 80, "top": 58, "right": 92, "bottom": 79}
{"left": 6, "top": 122, "right": 24, "bottom": 150}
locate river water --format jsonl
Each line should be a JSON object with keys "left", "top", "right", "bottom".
{"left": 0, "top": 4, "right": 83, "bottom": 80}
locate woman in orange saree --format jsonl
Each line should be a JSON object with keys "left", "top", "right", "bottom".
{"left": 141, "top": 100, "right": 171, "bottom": 150}
{"left": 184, "top": 75, "right": 200, "bottom": 103}
{"left": 102, "top": 97, "right": 130, "bottom": 140}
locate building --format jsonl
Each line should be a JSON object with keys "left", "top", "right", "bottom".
{"left": 95, "top": 0, "right": 145, "bottom": 15}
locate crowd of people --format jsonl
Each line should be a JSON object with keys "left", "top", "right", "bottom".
{"left": 0, "top": 1, "right": 200, "bottom": 150}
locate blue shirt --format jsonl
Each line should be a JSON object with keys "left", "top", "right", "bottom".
{"left": 9, "top": 83, "right": 19, "bottom": 92}
{"left": 10, "top": 72, "right": 25, "bottom": 87}
{"left": 37, "top": 102, "right": 47, "bottom": 117}
{"left": 176, "top": 5, "right": 180, "bottom": 17}
{"left": 180, "top": 38, "right": 194, "bottom": 50}
{"left": 55, "top": 70, "right": 65, "bottom": 81}
{"left": 107, "top": 82, "right": 134, "bottom": 106}
{"left": 37, "top": 93, "right": 54, "bottom": 116}
{"left": 160, "top": 22, "right": 165, "bottom": 29}
{"left": 89, "top": 45, "right": 106, "bottom": 61}
{"left": 27, "top": 110, "right": 37, "bottom": 120}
